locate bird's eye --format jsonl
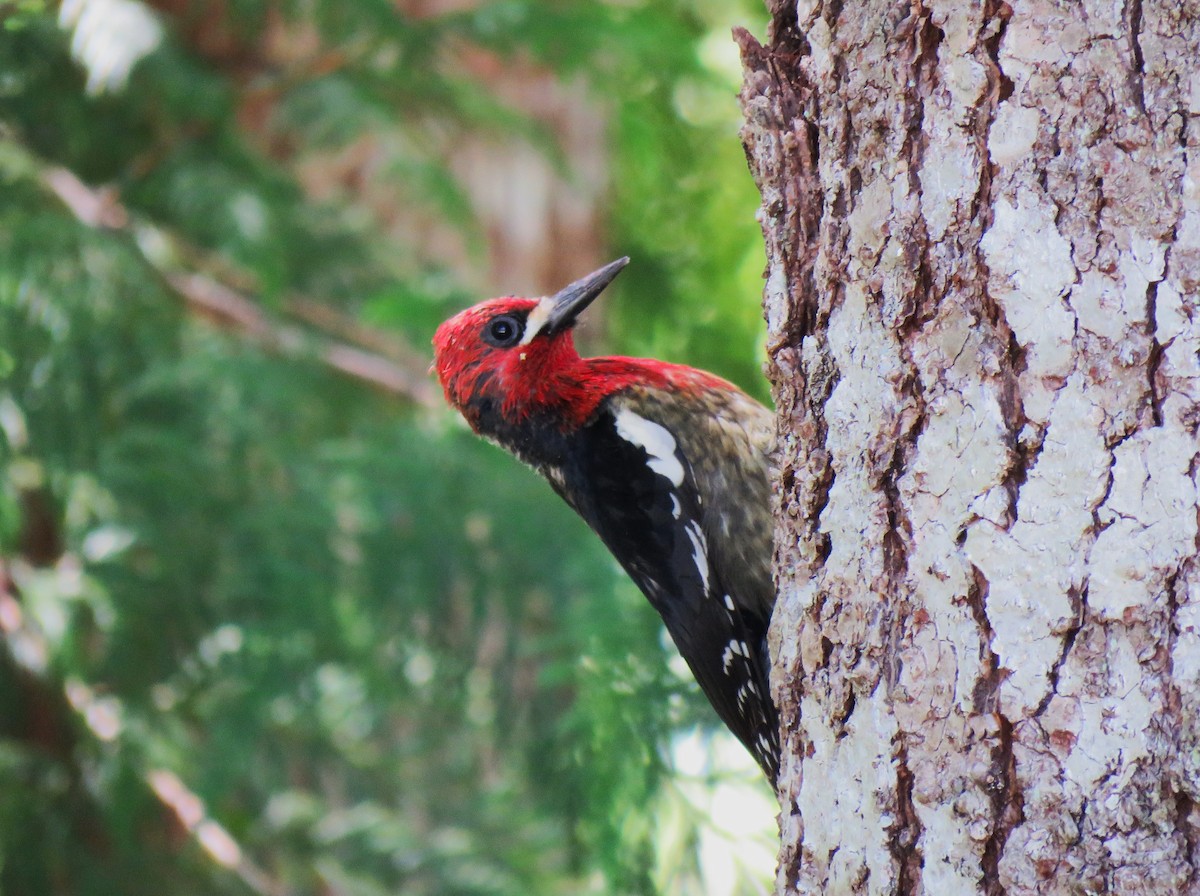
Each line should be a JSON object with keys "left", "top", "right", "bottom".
{"left": 484, "top": 314, "right": 523, "bottom": 348}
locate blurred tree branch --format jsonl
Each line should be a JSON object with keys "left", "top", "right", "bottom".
{"left": 42, "top": 165, "right": 440, "bottom": 408}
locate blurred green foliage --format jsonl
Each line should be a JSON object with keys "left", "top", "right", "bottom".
{"left": 0, "top": 1, "right": 770, "bottom": 894}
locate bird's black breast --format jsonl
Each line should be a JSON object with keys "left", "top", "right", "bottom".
{"left": 559, "top": 411, "right": 701, "bottom": 620}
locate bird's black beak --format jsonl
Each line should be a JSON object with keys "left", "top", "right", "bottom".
{"left": 543, "top": 257, "right": 630, "bottom": 336}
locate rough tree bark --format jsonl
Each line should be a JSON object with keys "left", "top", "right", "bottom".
{"left": 737, "top": 1, "right": 1200, "bottom": 893}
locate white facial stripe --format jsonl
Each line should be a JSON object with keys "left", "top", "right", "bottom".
{"left": 613, "top": 409, "right": 685, "bottom": 487}
{"left": 520, "top": 297, "right": 555, "bottom": 346}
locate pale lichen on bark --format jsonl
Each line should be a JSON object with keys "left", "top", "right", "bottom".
{"left": 741, "top": 0, "right": 1200, "bottom": 893}
{"left": 977, "top": 1, "right": 1200, "bottom": 891}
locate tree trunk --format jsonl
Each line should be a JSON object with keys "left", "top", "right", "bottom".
{"left": 737, "top": 1, "right": 1200, "bottom": 893}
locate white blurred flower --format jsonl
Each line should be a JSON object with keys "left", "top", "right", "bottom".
{"left": 59, "top": 0, "right": 163, "bottom": 95}
{"left": 82, "top": 525, "right": 135, "bottom": 562}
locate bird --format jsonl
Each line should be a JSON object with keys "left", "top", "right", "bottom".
{"left": 432, "top": 257, "right": 779, "bottom": 782}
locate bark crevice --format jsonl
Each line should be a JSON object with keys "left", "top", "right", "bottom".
{"left": 1145, "top": 274, "right": 1165, "bottom": 426}
{"left": 1125, "top": 0, "right": 1148, "bottom": 115}
{"left": 968, "top": 566, "right": 1022, "bottom": 896}
{"left": 891, "top": 748, "right": 923, "bottom": 894}
{"left": 1032, "top": 583, "right": 1087, "bottom": 721}
{"left": 1176, "top": 773, "right": 1200, "bottom": 887}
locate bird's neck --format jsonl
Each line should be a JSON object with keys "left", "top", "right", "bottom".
{"left": 467, "top": 352, "right": 739, "bottom": 476}
{"left": 514, "top": 356, "right": 694, "bottom": 427}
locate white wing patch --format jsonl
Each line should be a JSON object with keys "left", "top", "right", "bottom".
{"left": 613, "top": 408, "right": 685, "bottom": 487}
{"left": 685, "top": 521, "right": 710, "bottom": 596}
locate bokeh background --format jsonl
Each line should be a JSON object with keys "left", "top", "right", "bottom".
{"left": 0, "top": 1, "right": 774, "bottom": 893}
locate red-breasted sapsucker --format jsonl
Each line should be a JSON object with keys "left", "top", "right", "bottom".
{"left": 432, "top": 258, "right": 779, "bottom": 782}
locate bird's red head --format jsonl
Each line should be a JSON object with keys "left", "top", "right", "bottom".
{"left": 433, "top": 258, "right": 635, "bottom": 433}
